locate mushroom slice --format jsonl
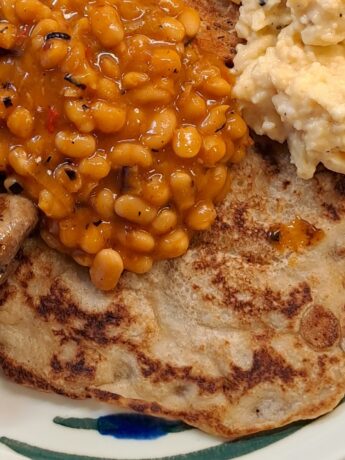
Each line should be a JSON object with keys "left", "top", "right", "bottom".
{"left": 0, "top": 194, "right": 38, "bottom": 284}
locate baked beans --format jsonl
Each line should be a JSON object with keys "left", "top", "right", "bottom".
{"left": 0, "top": 0, "right": 250, "bottom": 290}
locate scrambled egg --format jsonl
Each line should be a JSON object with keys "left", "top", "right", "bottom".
{"left": 233, "top": 0, "right": 345, "bottom": 179}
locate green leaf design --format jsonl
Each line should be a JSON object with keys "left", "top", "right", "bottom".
{"left": 0, "top": 422, "right": 305, "bottom": 460}
{"left": 54, "top": 418, "right": 98, "bottom": 431}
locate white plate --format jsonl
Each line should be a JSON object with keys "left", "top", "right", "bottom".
{"left": 1, "top": 371, "right": 345, "bottom": 460}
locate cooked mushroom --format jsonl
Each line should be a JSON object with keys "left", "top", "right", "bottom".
{"left": 0, "top": 194, "right": 38, "bottom": 284}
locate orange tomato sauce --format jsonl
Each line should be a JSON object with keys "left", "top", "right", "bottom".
{"left": 268, "top": 217, "right": 325, "bottom": 252}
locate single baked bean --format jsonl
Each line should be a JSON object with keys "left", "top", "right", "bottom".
{"left": 55, "top": 131, "right": 96, "bottom": 158}
{"left": 89, "top": 5, "right": 124, "bottom": 48}
{"left": 90, "top": 249, "right": 124, "bottom": 291}
{"left": 114, "top": 195, "right": 157, "bottom": 225}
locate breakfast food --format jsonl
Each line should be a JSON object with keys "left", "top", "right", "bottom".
{"left": 2, "top": 145, "right": 345, "bottom": 439}
{"left": 0, "top": 0, "right": 249, "bottom": 290}
{"left": 0, "top": 194, "right": 37, "bottom": 283}
{"left": 233, "top": 0, "right": 345, "bottom": 179}
{"left": 1, "top": 0, "right": 345, "bottom": 443}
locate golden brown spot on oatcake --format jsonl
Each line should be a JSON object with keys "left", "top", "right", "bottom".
{"left": 210, "top": 264, "right": 311, "bottom": 318}
{"left": 335, "top": 175, "right": 345, "bottom": 195}
{"left": 0, "top": 351, "right": 79, "bottom": 398}
{"left": 36, "top": 281, "right": 130, "bottom": 345}
{"left": 13, "top": 252, "right": 34, "bottom": 289}
{"left": 264, "top": 282, "right": 312, "bottom": 318}
{"left": 300, "top": 305, "right": 340, "bottom": 350}
{"left": 331, "top": 245, "right": 345, "bottom": 260}
{"left": 51, "top": 355, "right": 63, "bottom": 373}
{"left": 50, "top": 351, "right": 96, "bottom": 380}
{"left": 0, "top": 281, "right": 15, "bottom": 307}
{"left": 186, "top": 0, "right": 240, "bottom": 62}
{"left": 322, "top": 203, "right": 340, "bottom": 222}
{"left": 224, "top": 348, "right": 305, "bottom": 394}
{"left": 130, "top": 345, "right": 302, "bottom": 397}
{"left": 0, "top": 195, "right": 7, "bottom": 221}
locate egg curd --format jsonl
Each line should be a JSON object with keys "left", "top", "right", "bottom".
{"left": 233, "top": 0, "right": 345, "bottom": 179}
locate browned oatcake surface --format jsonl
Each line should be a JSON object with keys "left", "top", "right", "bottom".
{"left": 1, "top": 0, "right": 345, "bottom": 440}
{"left": 1, "top": 141, "right": 345, "bottom": 438}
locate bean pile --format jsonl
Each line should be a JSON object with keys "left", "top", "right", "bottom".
{"left": 0, "top": 0, "right": 250, "bottom": 290}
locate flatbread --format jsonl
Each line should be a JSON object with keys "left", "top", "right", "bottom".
{"left": 1, "top": 143, "right": 345, "bottom": 439}
{"left": 187, "top": 0, "right": 240, "bottom": 62}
